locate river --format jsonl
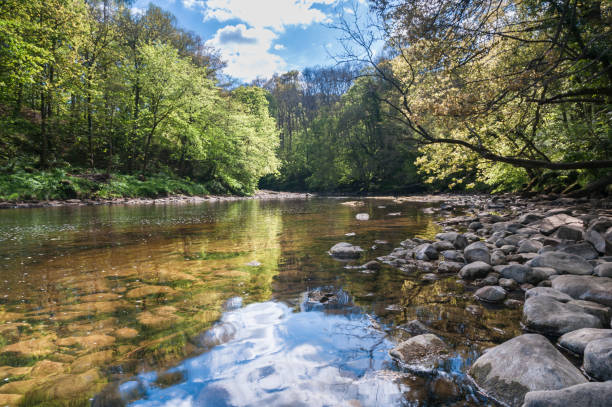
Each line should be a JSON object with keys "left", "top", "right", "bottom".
{"left": 0, "top": 197, "right": 521, "bottom": 406}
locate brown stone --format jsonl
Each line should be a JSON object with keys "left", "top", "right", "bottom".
{"left": 114, "top": 328, "right": 139, "bottom": 339}
{"left": 126, "top": 285, "right": 177, "bottom": 298}
{"left": 0, "top": 336, "right": 56, "bottom": 357}
{"left": 57, "top": 334, "right": 115, "bottom": 350}
{"left": 30, "top": 360, "right": 65, "bottom": 378}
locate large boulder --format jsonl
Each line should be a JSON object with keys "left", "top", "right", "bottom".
{"left": 474, "top": 286, "right": 506, "bottom": 303}
{"left": 540, "top": 214, "right": 583, "bottom": 235}
{"left": 528, "top": 252, "right": 593, "bottom": 275}
{"left": 551, "top": 275, "right": 612, "bottom": 307}
{"left": 522, "top": 296, "right": 602, "bottom": 336}
{"left": 437, "top": 261, "right": 463, "bottom": 274}
{"left": 583, "top": 337, "right": 612, "bottom": 380}
{"left": 389, "top": 334, "right": 448, "bottom": 373}
{"left": 525, "top": 287, "right": 572, "bottom": 303}
{"left": 415, "top": 243, "right": 439, "bottom": 261}
{"left": 329, "top": 242, "right": 364, "bottom": 259}
{"left": 459, "top": 261, "right": 492, "bottom": 280}
{"left": 523, "top": 382, "right": 612, "bottom": 407}
{"left": 554, "top": 225, "right": 584, "bottom": 241}
{"left": 586, "top": 228, "right": 607, "bottom": 255}
{"left": 558, "top": 328, "right": 612, "bottom": 355}
{"left": 435, "top": 232, "right": 468, "bottom": 250}
{"left": 518, "top": 240, "right": 543, "bottom": 254}
{"left": 500, "top": 264, "right": 543, "bottom": 284}
{"left": 468, "top": 334, "right": 587, "bottom": 407}
{"left": 464, "top": 241, "right": 491, "bottom": 264}
{"left": 558, "top": 243, "right": 599, "bottom": 260}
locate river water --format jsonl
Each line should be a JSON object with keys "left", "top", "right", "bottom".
{"left": 0, "top": 198, "right": 521, "bottom": 406}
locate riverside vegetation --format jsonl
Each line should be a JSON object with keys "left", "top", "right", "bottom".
{"left": 0, "top": 0, "right": 610, "bottom": 199}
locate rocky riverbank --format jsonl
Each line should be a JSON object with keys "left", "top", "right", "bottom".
{"left": 0, "top": 190, "right": 314, "bottom": 209}
{"left": 330, "top": 193, "right": 612, "bottom": 406}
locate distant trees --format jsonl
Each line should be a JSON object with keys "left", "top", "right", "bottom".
{"left": 0, "top": 1, "right": 279, "bottom": 194}
{"left": 261, "top": 65, "right": 421, "bottom": 192}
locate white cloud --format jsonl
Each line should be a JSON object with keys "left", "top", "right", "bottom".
{"left": 189, "top": 0, "right": 342, "bottom": 81}
{"left": 206, "top": 24, "right": 286, "bottom": 81}
{"left": 203, "top": 0, "right": 338, "bottom": 31}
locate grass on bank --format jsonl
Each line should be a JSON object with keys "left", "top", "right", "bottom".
{"left": 0, "top": 169, "right": 216, "bottom": 201}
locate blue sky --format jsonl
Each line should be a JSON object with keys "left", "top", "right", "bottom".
{"left": 132, "top": 0, "right": 370, "bottom": 82}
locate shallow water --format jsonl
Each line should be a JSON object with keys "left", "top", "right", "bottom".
{"left": 0, "top": 198, "right": 520, "bottom": 406}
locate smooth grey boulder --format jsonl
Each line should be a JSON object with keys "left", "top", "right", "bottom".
{"left": 468, "top": 221, "right": 483, "bottom": 230}
{"left": 474, "top": 286, "right": 506, "bottom": 303}
{"left": 528, "top": 252, "right": 593, "bottom": 275}
{"left": 490, "top": 250, "right": 506, "bottom": 266}
{"left": 583, "top": 337, "right": 612, "bottom": 380}
{"left": 415, "top": 243, "right": 439, "bottom": 261}
{"left": 433, "top": 240, "right": 455, "bottom": 252}
{"left": 441, "top": 250, "right": 464, "bottom": 263}
{"left": 551, "top": 275, "right": 612, "bottom": 307}
{"left": 355, "top": 213, "right": 370, "bottom": 220}
{"left": 518, "top": 240, "right": 543, "bottom": 254}
{"left": 586, "top": 228, "right": 606, "bottom": 254}
{"left": 540, "top": 214, "right": 583, "bottom": 235}
{"left": 459, "top": 261, "right": 492, "bottom": 280}
{"left": 468, "top": 334, "right": 587, "bottom": 407}
{"left": 500, "top": 264, "right": 542, "bottom": 284}
{"left": 437, "top": 261, "right": 463, "bottom": 274}
{"left": 389, "top": 334, "right": 448, "bottom": 373}
{"left": 525, "top": 287, "right": 572, "bottom": 303}
{"left": 329, "top": 242, "right": 364, "bottom": 259}
{"left": 522, "top": 296, "right": 602, "bottom": 336}
{"left": 554, "top": 225, "right": 584, "bottom": 241}
{"left": 435, "top": 232, "right": 468, "bottom": 250}
{"left": 500, "top": 244, "right": 517, "bottom": 254}
{"left": 594, "top": 262, "right": 612, "bottom": 277}
{"left": 558, "top": 242, "right": 599, "bottom": 260}
{"left": 464, "top": 241, "right": 491, "bottom": 264}
{"left": 523, "top": 382, "right": 612, "bottom": 407}
{"left": 482, "top": 273, "right": 499, "bottom": 286}
{"left": 532, "top": 266, "right": 557, "bottom": 278}
{"left": 558, "top": 328, "right": 612, "bottom": 355}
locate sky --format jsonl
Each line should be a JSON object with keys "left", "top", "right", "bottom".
{"left": 131, "top": 0, "right": 371, "bottom": 82}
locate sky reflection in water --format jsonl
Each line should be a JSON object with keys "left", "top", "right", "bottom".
{"left": 128, "top": 301, "right": 406, "bottom": 407}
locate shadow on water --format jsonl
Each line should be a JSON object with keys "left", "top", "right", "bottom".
{"left": 0, "top": 198, "right": 512, "bottom": 406}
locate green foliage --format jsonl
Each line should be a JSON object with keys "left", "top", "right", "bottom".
{"left": 0, "top": 1, "right": 279, "bottom": 198}
{"left": 0, "top": 170, "right": 211, "bottom": 201}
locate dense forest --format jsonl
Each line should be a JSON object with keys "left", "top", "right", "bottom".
{"left": 0, "top": 0, "right": 610, "bottom": 199}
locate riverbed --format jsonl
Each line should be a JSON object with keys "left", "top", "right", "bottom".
{"left": 0, "top": 197, "right": 521, "bottom": 406}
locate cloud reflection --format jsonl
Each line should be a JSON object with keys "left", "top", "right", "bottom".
{"left": 129, "top": 301, "right": 407, "bottom": 406}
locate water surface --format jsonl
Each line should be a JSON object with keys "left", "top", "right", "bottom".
{"left": 0, "top": 198, "right": 520, "bottom": 406}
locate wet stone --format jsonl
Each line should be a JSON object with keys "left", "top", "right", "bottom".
{"left": 459, "top": 261, "right": 492, "bottom": 280}
{"left": 474, "top": 286, "right": 506, "bottom": 303}
{"left": 558, "top": 328, "right": 612, "bottom": 355}
{"left": 523, "top": 296, "right": 602, "bottom": 336}
{"left": 583, "top": 337, "right": 612, "bottom": 380}
{"left": 126, "top": 285, "right": 177, "bottom": 298}
{"left": 523, "top": 382, "right": 612, "bottom": 407}
{"left": 469, "top": 334, "right": 587, "bottom": 407}
{"left": 389, "top": 334, "right": 449, "bottom": 373}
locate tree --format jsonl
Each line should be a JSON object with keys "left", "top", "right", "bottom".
{"left": 334, "top": 0, "right": 611, "bottom": 191}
